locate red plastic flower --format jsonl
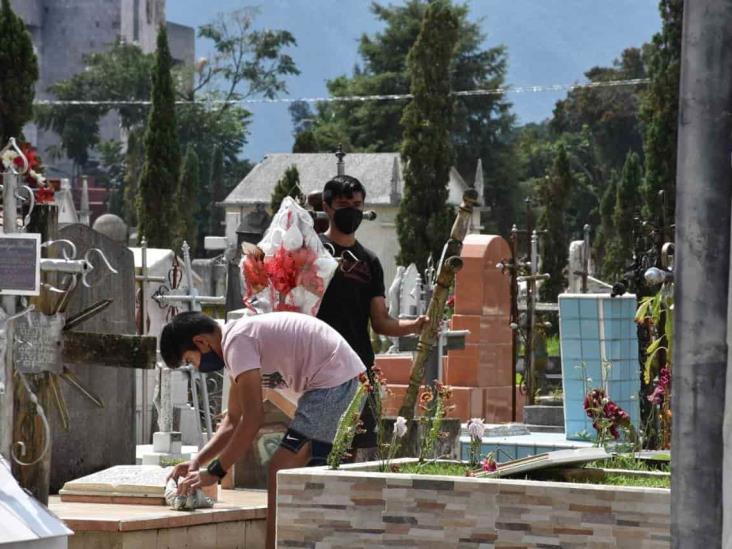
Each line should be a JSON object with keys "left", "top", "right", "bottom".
{"left": 242, "top": 254, "right": 268, "bottom": 297}
{"left": 34, "top": 186, "right": 54, "bottom": 204}
{"left": 482, "top": 457, "right": 497, "bottom": 472}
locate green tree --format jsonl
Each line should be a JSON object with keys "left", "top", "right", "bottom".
{"left": 538, "top": 145, "right": 574, "bottom": 302}
{"left": 208, "top": 146, "right": 225, "bottom": 236}
{"left": 174, "top": 145, "right": 200, "bottom": 253}
{"left": 270, "top": 165, "right": 302, "bottom": 213}
{"left": 0, "top": 0, "right": 38, "bottom": 144}
{"left": 137, "top": 26, "right": 180, "bottom": 247}
{"left": 639, "top": 0, "right": 682, "bottom": 228}
{"left": 396, "top": 0, "right": 459, "bottom": 271}
{"left": 596, "top": 171, "right": 618, "bottom": 274}
{"left": 603, "top": 151, "right": 642, "bottom": 280}
{"left": 295, "top": 0, "right": 516, "bottom": 233}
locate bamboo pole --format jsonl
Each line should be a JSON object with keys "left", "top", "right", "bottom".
{"left": 398, "top": 189, "right": 478, "bottom": 420}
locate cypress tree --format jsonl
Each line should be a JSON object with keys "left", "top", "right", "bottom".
{"left": 538, "top": 145, "right": 573, "bottom": 302}
{"left": 0, "top": 0, "right": 38, "bottom": 144}
{"left": 208, "top": 145, "right": 225, "bottom": 236}
{"left": 270, "top": 165, "right": 302, "bottom": 213}
{"left": 174, "top": 145, "right": 200, "bottom": 254}
{"left": 137, "top": 25, "right": 180, "bottom": 247}
{"left": 396, "top": 0, "right": 459, "bottom": 272}
{"left": 604, "top": 151, "right": 642, "bottom": 280}
{"left": 639, "top": 0, "right": 682, "bottom": 228}
{"left": 596, "top": 173, "right": 617, "bottom": 275}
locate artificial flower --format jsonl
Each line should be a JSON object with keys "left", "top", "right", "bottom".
{"left": 467, "top": 418, "right": 486, "bottom": 440}
{"left": 481, "top": 457, "right": 497, "bottom": 472}
{"left": 394, "top": 416, "right": 408, "bottom": 438}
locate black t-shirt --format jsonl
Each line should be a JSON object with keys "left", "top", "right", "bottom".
{"left": 317, "top": 234, "right": 386, "bottom": 368}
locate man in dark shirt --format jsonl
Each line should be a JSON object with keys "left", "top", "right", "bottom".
{"left": 317, "top": 175, "right": 427, "bottom": 456}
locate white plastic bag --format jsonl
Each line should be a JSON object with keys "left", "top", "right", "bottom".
{"left": 240, "top": 197, "right": 338, "bottom": 315}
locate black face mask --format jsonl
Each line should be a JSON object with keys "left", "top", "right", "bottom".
{"left": 199, "top": 351, "right": 225, "bottom": 373}
{"left": 333, "top": 207, "right": 363, "bottom": 234}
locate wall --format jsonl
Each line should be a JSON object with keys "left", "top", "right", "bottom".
{"left": 278, "top": 465, "right": 671, "bottom": 548}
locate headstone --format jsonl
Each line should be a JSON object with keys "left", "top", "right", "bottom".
{"left": 446, "top": 235, "right": 516, "bottom": 421}
{"left": 387, "top": 266, "right": 405, "bottom": 318}
{"left": 92, "top": 213, "right": 128, "bottom": 244}
{"left": 399, "top": 264, "right": 422, "bottom": 317}
{"left": 50, "top": 223, "right": 136, "bottom": 492}
{"left": 59, "top": 465, "right": 172, "bottom": 504}
{"left": 559, "top": 294, "right": 640, "bottom": 440}
{"left": 487, "top": 446, "right": 611, "bottom": 478}
{"left": 568, "top": 239, "right": 610, "bottom": 294}
{"left": 56, "top": 178, "right": 79, "bottom": 225}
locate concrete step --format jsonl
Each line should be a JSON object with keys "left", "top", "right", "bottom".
{"left": 524, "top": 424, "right": 565, "bottom": 434}
{"left": 523, "top": 404, "right": 564, "bottom": 427}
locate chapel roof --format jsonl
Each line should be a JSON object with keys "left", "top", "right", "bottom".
{"left": 222, "top": 152, "right": 468, "bottom": 207}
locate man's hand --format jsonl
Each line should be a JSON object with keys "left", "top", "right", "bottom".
{"left": 176, "top": 469, "right": 217, "bottom": 496}
{"left": 410, "top": 315, "right": 429, "bottom": 334}
{"left": 167, "top": 460, "right": 199, "bottom": 483}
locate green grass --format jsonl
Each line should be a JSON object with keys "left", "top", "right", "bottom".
{"left": 546, "top": 335, "right": 560, "bottom": 357}
{"left": 595, "top": 474, "right": 670, "bottom": 489}
{"left": 587, "top": 455, "right": 670, "bottom": 473}
{"left": 397, "top": 462, "right": 469, "bottom": 476}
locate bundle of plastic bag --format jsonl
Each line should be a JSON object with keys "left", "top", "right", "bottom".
{"left": 164, "top": 478, "right": 214, "bottom": 511}
{"left": 240, "top": 197, "right": 338, "bottom": 315}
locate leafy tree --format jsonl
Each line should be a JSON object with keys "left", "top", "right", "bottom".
{"left": 0, "top": 0, "right": 38, "bottom": 144}
{"left": 208, "top": 145, "right": 225, "bottom": 236}
{"left": 596, "top": 171, "right": 618, "bottom": 274}
{"left": 35, "top": 41, "right": 154, "bottom": 172}
{"left": 639, "top": 0, "right": 682, "bottom": 228}
{"left": 538, "top": 145, "right": 574, "bottom": 301}
{"left": 551, "top": 48, "right": 646, "bottom": 177}
{"left": 270, "top": 165, "right": 302, "bottom": 213}
{"left": 603, "top": 151, "right": 642, "bottom": 281}
{"left": 295, "top": 0, "right": 516, "bottom": 234}
{"left": 137, "top": 26, "right": 180, "bottom": 247}
{"left": 174, "top": 145, "right": 200, "bottom": 253}
{"left": 396, "top": 0, "right": 459, "bottom": 271}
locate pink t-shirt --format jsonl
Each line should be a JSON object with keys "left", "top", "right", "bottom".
{"left": 221, "top": 312, "right": 366, "bottom": 393}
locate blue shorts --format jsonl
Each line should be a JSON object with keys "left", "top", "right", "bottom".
{"left": 279, "top": 376, "right": 360, "bottom": 465}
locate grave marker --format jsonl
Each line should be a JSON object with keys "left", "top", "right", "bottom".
{"left": 0, "top": 234, "right": 40, "bottom": 296}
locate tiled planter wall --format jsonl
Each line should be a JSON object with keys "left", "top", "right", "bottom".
{"left": 558, "top": 294, "right": 640, "bottom": 440}
{"left": 277, "top": 461, "right": 670, "bottom": 548}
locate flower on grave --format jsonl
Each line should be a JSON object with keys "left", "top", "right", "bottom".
{"left": 584, "top": 387, "right": 631, "bottom": 441}
{"left": 648, "top": 366, "right": 671, "bottom": 406}
{"left": 467, "top": 418, "right": 486, "bottom": 440}
{"left": 1, "top": 141, "right": 53, "bottom": 202}
{"left": 481, "top": 456, "right": 497, "bottom": 472}
{"left": 394, "top": 416, "right": 408, "bottom": 438}
{"left": 419, "top": 390, "right": 433, "bottom": 407}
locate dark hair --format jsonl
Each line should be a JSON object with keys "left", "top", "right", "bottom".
{"left": 322, "top": 175, "right": 367, "bottom": 206}
{"left": 159, "top": 311, "right": 219, "bottom": 368}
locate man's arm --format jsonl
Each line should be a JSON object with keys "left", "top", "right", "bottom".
{"left": 216, "top": 369, "right": 265, "bottom": 471}
{"left": 167, "top": 378, "right": 242, "bottom": 482}
{"left": 370, "top": 296, "right": 428, "bottom": 337}
{"left": 190, "top": 381, "right": 243, "bottom": 467}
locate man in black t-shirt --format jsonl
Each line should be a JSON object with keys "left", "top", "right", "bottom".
{"left": 317, "top": 175, "right": 427, "bottom": 456}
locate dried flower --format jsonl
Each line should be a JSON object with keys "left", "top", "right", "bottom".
{"left": 419, "top": 391, "right": 433, "bottom": 405}
{"left": 394, "top": 416, "right": 408, "bottom": 438}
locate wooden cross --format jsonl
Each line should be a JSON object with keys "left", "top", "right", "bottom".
{"left": 6, "top": 204, "right": 156, "bottom": 504}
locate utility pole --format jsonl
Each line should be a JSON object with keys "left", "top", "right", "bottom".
{"left": 674, "top": 2, "right": 732, "bottom": 547}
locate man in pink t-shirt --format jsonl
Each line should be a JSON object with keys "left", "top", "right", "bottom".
{"left": 160, "top": 311, "right": 365, "bottom": 549}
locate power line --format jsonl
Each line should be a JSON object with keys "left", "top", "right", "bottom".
{"left": 32, "top": 78, "right": 650, "bottom": 107}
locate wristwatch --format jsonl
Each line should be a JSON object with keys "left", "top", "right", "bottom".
{"left": 207, "top": 458, "right": 227, "bottom": 479}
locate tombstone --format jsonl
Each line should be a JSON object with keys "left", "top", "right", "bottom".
{"left": 55, "top": 178, "right": 78, "bottom": 225}
{"left": 236, "top": 203, "right": 271, "bottom": 246}
{"left": 399, "top": 264, "right": 422, "bottom": 317}
{"left": 568, "top": 235, "right": 611, "bottom": 294}
{"left": 445, "top": 234, "right": 515, "bottom": 421}
{"left": 92, "top": 213, "right": 128, "bottom": 244}
{"left": 558, "top": 294, "right": 640, "bottom": 440}
{"left": 50, "top": 223, "right": 137, "bottom": 492}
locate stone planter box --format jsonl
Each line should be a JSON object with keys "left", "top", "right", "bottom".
{"left": 277, "top": 459, "right": 670, "bottom": 548}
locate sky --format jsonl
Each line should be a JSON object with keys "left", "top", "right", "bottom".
{"left": 168, "top": 0, "right": 662, "bottom": 162}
